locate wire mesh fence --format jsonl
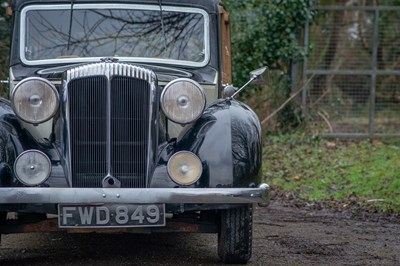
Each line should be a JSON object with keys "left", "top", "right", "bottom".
{"left": 302, "top": 3, "right": 400, "bottom": 137}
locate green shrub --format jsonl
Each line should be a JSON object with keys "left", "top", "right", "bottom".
{"left": 0, "top": 2, "right": 11, "bottom": 96}
{"left": 223, "top": 0, "right": 316, "bottom": 86}
{"left": 223, "top": 0, "right": 315, "bottom": 132}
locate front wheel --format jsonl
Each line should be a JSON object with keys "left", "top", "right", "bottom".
{"left": 218, "top": 204, "right": 253, "bottom": 264}
{"left": 0, "top": 211, "right": 6, "bottom": 245}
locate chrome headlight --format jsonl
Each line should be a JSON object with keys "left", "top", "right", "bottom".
{"left": 167, "top": 151, "right": 202, "bottom": 186}
{"left": 11, "top": 77, "right": 59, "bottom": 124}
{"left": 14, "top": 150, "right": 51, "bottom": 186}
{"left": 161, "top": 78, "right": 206, "bottom": 124}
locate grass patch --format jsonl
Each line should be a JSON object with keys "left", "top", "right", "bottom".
{"left": 263, "top": 132, "right": 400, "bottom": 213}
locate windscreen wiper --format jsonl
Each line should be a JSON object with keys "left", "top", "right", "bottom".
{"left": 158, "top": 0, "right": 168, "bottom": 54}
{"left": 67, "top": 0, "right": 74, "bottom": 51}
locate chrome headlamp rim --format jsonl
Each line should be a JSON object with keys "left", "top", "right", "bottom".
{"left": 11, "top": 77, "right": 59, "bottom": 124}
{"left": 160, "top": 78, "right": 206, "bottom": 125}
{"left": 14, "top": 149, "right": 52, "bottom": 187}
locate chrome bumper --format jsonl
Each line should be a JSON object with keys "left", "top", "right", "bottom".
{"left": 0, "top": 184, "right": 270, "bottom": 206}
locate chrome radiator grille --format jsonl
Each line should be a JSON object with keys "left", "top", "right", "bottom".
{"left": 64, "top": 63, "right": 156, "bottom": 188}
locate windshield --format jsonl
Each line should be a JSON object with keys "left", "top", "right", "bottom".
{"left": 21, "top": 4, "right": 209, "bottom": 67}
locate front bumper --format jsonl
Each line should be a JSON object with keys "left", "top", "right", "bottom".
{"left": 0, "top": 184, "right": 270, "bottom": 206}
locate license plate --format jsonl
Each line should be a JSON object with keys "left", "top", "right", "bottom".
{"left": 58, "top": 204, "right": 165, "bottom": 228}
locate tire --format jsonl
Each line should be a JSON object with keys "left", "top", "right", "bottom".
{"left": 218, "top": 204, "right": 253, "bottom": 264}
{"left": 0, "top": 212, "right": 6, "bottom": 246}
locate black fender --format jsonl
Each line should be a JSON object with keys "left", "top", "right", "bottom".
{"left": 0, "top": 98, "right": 59, "bottom": 187}
{"left": 0, "top": 98, "right": 23, "bottom": 186}
{"left": 177, "top": 99, "right": 262, "bottom": 188}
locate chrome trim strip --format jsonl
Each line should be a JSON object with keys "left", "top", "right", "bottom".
{"left": 0, "top": 184, "right": 270, "bottom": 205}
{"left": 62, "top": 74, "right": 71, "bottom": 186}
{"left": 106, "top": 65, "right": 112, "bottom": 177}
{"left": 148, "top": 81, "right": 157, "bottom": 186}
{"left": 8, "top": 68, "right": 15, "bottom": 97}
{"left": 62, "top": 62, "right": 157, "bottom": 187}
{"left": 20, "top": 4, "right": 210, "bottom": 67}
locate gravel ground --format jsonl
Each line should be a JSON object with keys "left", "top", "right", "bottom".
{"left": 1, "top": 200, "right": 399, "bottom": 265}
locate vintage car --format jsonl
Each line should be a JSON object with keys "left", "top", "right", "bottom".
{"left": 0, "top": 0, "right": 269, "bottom": 264}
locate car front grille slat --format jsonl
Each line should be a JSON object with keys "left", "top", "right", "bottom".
{"left": 111, "top": 77, "right": 150, "bottom": 188}
{"left": 69, "top": 76, "right": 107, "bottom": 188}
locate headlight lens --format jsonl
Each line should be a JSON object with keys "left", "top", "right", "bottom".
{"left": 167, "top": 151, "right": 202, "bottom": 186}
{"left": 14, "top": 150, "right": 51, "bottom": 186}
{"left": 12, "top": 77, "right": 59, "bottom": 124}
{"left": 161, "top": 78, "right": 206, "bottom": 124}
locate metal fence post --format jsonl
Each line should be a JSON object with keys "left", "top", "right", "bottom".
{"left": 369, "top": 8, "right": 379, "bottom": 138}
{"left": 302, "top": 17, "right": 309, "bottom": 117}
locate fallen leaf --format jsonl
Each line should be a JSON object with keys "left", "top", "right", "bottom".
{"left": 372, "top": 140, "right": 383, "bottom": 146}
{"left": 325, "top": 141, "right": 336, "bottom": 148}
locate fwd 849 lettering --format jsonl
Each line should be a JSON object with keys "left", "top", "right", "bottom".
{"left": 59, "top": 204, "right": 165, "bottom": 228}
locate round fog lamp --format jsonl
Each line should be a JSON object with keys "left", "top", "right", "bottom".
{"left": 14, "top": 150, "right": 51, "bottom": 186}
{"left": 12, "top": 77, "right": 59, "bottom": 124}
{"left": 167, "top": 151, "right": 202, "bottom": 186}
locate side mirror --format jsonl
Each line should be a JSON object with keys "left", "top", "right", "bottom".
{"left": 225, "top": 66, "right": 267, "bottom": 99}
{"left": 250, "top": 66, "right": 267, "bottom": 80}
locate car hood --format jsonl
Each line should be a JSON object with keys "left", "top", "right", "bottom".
{"left": 10, "top": 62, "right": 216, "bottom": 85}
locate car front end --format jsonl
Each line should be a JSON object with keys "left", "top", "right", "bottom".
{"left": 0, "top": 0, "right": 269, "bottom": 263}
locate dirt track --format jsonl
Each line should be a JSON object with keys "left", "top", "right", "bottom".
{"left": 0, "top": 200, "right": 399, "bottom": 265}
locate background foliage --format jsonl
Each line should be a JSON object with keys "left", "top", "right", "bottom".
{"left": 223, "top": 0, "right": 315, "bottom": 83}
{"left": 0, "top": 1, "right": 11, "bottom": 96}
{"left": 223, "top": 0, "right": 315, "bottom": 132}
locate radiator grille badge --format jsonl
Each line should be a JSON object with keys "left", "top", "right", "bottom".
{"left": 102, "top": 175, "right": 121, "bottom": 188}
